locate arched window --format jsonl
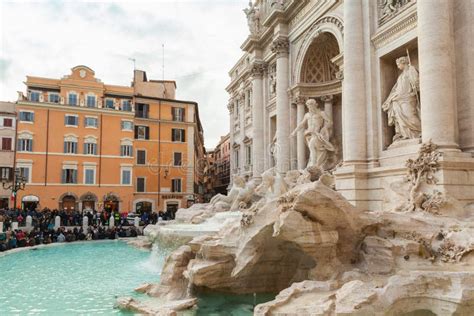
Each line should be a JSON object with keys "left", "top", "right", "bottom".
{"left": 84, "top": 136, "right": 98, "bottom": 155}
{"left": 17, "top": 131, "right": 33, "bottom": 152}
{"left": 120, "top": 138, "right": 133, "bottom": 157}
{"left": 64, "top": 134, "right": 78, "bottom": 154}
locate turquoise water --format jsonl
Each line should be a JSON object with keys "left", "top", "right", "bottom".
{"left": 0, "top": 241, "right": 274, "bottom": 315}
{"left": 0, "top": 241, "right": 168, "bottom": 315}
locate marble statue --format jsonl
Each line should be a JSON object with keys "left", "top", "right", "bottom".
{"left": 209, "top": 175, "right": 246, "bottom": 209}
{"left": 230, "top": 178, "right": 258, "bottom": 210}
{"left": 382, "top": 56, "right": 421, "bottom": 142}
{"left": 291, "top": 99, "right": 335, "bottom": 171}
{"left": 256, "top": 168, "right": 289, "bottom": 199}
{"left": 269, "top": 134, "right": 277, "bottom": 167}
{"left": 243, "top": 1, "right": 260, "bottom": 35}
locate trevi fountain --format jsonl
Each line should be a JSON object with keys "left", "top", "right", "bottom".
{"left": 117, "top": 0, "right": 473, "bottom": 315}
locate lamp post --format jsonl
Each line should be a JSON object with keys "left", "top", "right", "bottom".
{"left": 2, "top": 169, "right": 27, "bottom": 210}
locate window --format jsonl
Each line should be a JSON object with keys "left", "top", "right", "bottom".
{"left": 18, "top": 167, "right": 30, "bottom": 183}
{"left": 62, "top": 168, "right": 77, "bottom": 184}
{"left": 172, "top": 107, "right": 185, "bottom": 122}
{"left": 29, "top": 91, "right": 40, "bottom": 102}
{"left": 83, "top": 142, "right": 97, "bottom": 155}
{"left": 171, "top": 128, "right": 185, "bottom": 142}
{"left": 171, "top": 178, "right": 182, "bottom": 193}
{"left": 0, "top": 167, "right": 12, "bottom": 181}
{"left": 86, "top": 95, "right": 96, "bottom": 107}
{"left": 246, "top": 145, "right": 252, "bottom": 166}
{"left": 136, "top": 150, "right": 146, "bottom": 165}
{"left": 105, "top": 98, "right": 115, "bottom": 109}
{"left": 121, "top": 169, "right": 131, "bottom": 185}
{"left": 234, "top": 149, "right": 239, "bottom": 168}
{"left": 19, "top": 111, "right": 34, "bottom": 122}
{"left": 121, "top": 121, "right": 133, "bottom": 131}
{"left": 84, "top": 168, "right": 95, "bottom": 185}
{"left": 135, "top": 103, "right": 149, "bottom": 118}
{"left": 84, "top": 117, "right": 98, "bottom": 128}
{"left": 1, "top": 138, "right": 12, "bottom": 151}
{"left": 64, "top": 141, "right": 78, "bottom": 154}
{"left": 122, "top": 100, "right": 132, "bottom": 111}
{"left": 68, "top": 93, "right": 78, "bottom": 106}
{"left": 65, "top": 115, "right": 78, "bottom": 126}
{"left": 136, "top": 177, "right": 145, "bottom": 192}
{"left": 120, "top": 145, "right": 133, "bottom": 157}
{"left": 49, "top": 93, "right": 60, "bottom": 103}
{"left": 134, "top": 125, "right": 149, "bottom": 140}
{"left": 17, "top": 139, "right": 33, "bottom": 152}
{"left": 173, "top": 152, "right": 182, "bottom": 166}
{"left": 3, "top": 118, "right": 13, "bottom": 127}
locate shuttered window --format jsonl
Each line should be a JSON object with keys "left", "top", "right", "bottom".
{"left": 171, "top": 128, "right": 185, "bottom": 142}
{"left": 62, "top": 169, "right": 77, "bottom": 184}
{"left": 136, "top": 177, "right": 145, "bottom": 192}
{"left": 171, "top": 179, "right": 182, "bottom": 192}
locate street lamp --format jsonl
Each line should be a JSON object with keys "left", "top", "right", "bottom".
{"left": 2, "top": 169, "right": 27, "bottom": 210}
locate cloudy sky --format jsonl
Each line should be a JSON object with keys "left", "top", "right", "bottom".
{"left": 0, "top": 0, "right": 249, "bottom": 148}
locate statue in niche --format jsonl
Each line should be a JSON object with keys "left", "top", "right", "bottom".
{"left": 269, "top": 134, "right": 277, "bottom": 167}
{"left": 291, "top": 99, "right": 335, "bottom": 172}
{"left": 269, "top": 73, "right": 276, "bottom": 97}
{"left": 243, "top": 1, "right": 260, "bottom": 36}
{"left": 382, "top": 56, "right": 421, "bottom": 142}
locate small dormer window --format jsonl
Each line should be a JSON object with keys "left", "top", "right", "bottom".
{"left": 122, "top": 100, "right": 132, "bottom": 111}
{"left": 105, "top": 98, "right": 115, "bottom": 109}
{"left": 68, "top": 93, "right": 78, "bottom": 106}
{"left": 48, "top": 93, "right": 60, "bottom": 103}
{"left": 86, "top": 95, "right": 96, "bottom": 108}
{"left": 29, "top": 91, "right": 40, "bottom": 102}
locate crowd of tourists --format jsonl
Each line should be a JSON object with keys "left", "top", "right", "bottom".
{"left": 0, "top": 208, "right": 160, "bottom": 229}
{"left": 0, "top": 225, "right": 140, "bottom": 252}
{"left": 0, "top": 207, "right": 151, "bottom": 253}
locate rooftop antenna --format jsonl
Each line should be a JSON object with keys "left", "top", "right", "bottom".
{"left": 128, "top": 57, "right": 136, "bottom": 70}
{"left": 162, "top": 43, "right": 165, "bottom": 80}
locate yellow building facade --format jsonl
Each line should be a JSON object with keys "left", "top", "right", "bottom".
{"left": 15, "top": 66, "right": 206, "bottom": 216}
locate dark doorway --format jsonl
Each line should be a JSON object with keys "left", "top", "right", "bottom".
{"left": 166, "top": 202, "right": 178, "bottom": 220}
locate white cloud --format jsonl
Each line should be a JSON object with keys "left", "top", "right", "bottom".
{"left": 0, "top": 0, "right": 249, "bottom": 148}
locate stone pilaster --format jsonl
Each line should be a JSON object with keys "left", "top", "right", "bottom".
{"left": 295, "top": 96, "right": 307, "bottom": 170}
{"left": 342, "top": 0, "right": 367, "bottom": 164}
{"left": 251, "top": 62, "right": 266, "bottom": 178}
{"left": 418, "top": 0, "right": 458, "bottom": 149}
{"left": 227, "top": 102, "right": 234, "bottom": 189}
{"left": 272, "top": 37, "right": 290, "bottom": 174}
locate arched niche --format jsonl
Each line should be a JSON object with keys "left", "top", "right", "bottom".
{"left": 293, "top": 15, "right": 343, "bottom": 84}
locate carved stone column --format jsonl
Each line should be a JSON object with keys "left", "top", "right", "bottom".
{"left": 272, "top": 37, "right": 290, "bottom": 174}
{"left": 342, "top": 0, "right": 367, "bottom": 163}
{"left": 227, "top": 102, "right": 234, "bottom": 189}
{"left": 290, "top": 102, "right": 298, "bottom": 170}
{"left": 251, "top": 62, "right": 266, "bottom": 179}
{"left": 321, "top": 95, "right": 334, "bottom": 137}
{"left": 296, "top": 96, "right": 307, "bottom": 170}
{"left": 418, "top": 0, "right": 458, "bottom": 149}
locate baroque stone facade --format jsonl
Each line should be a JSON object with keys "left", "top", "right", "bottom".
{"left": 227, "top": 0, "right": 474, "bottom": 211}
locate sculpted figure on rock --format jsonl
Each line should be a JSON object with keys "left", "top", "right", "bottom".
{"left": 208, "top": 175, "right": 246, "bottom": 210}
{"left": 291, "top": 99, "right": 335, "bottom": 172}
{"left": 382, "top": 56, "right": 421, "bottom": 142}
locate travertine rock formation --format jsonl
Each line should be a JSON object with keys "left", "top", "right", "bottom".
{"left": 120, "top": 143, "right": 473, "bottom": 315}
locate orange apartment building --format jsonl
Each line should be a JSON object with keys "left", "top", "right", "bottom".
{"left": 15, "top": 65, "right": 206, "bottom": 216}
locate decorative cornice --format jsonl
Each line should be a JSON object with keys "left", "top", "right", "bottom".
{"left": 250, "top": 62, "right": 267, "bottom": 78}
{"left": 372, "top": 9, "right": 417, "bottom": 50}
{"left": 320, "top": 95, "right": 333, "bottom": 103}
{"left": 294, "top": 96, "right": 307, "bottom": 105}
{"left": 271, "top": 37, "right": 290, "bottom": 56}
